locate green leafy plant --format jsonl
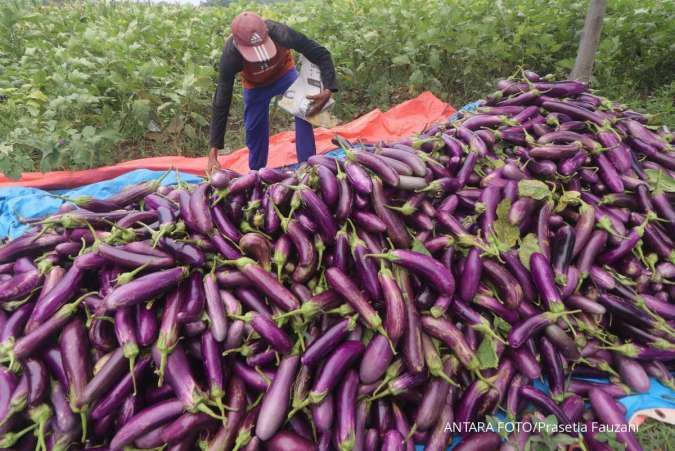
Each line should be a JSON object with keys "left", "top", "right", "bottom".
{"left": 0, "top": 0, "right": 672, "bottom": 177}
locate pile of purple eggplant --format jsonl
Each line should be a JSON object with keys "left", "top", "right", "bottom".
{"left": 0, "top": 71, "right": 674, "bottom": 451}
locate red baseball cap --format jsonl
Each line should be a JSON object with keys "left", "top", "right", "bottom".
{"left": 231, "top": 12, "right": 277, "bottom": 63}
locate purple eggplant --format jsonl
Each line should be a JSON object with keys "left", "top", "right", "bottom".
{"left": 372, "top": 177, "right": 411, "bottom": 248}
{"left": 202, "top": 272, "right": 227, "bottom": 342}
{"left": 138, "top": 303, "right": 159, "bottom": 346}
{"left": 589, "top": 388, "right": 641, "bottom": 451}
{"left": 59, "top": 318, "right": 90, "bottom": 412}
{"left": 482, "top": 260, "right": 523, "bottom": 309}
{"left": 456, "top": 432, "right": 502, "bottom": 451}
{"left": 98, "top": 242, "right": 174, "bottom": 269}
{"left": 222, "top": 257, "right": 300, "bottom": 311}
{"left": 110, "top": 398, "right": 184, "bottom": 450}
{"left": 520, "top": 385, "right": 570, "bottom": 424}
{"left": 104, "top": 266, "right": 188, "bottom": 309}
{"left": 305, "top": 340, "right": 364, "bottom": 405}
{"left": 370, "top": 249, "right": 454, "bottom": 297}
{"left": 378, "top": 263, "right": 406, "bottom": 344}
{"left": 159, "top": 237, "right": 206, "bottom": 266}
{"left": 360, "top": 334, "right": 394, "bottom": 384}
{"left": 614, "top": 353, "right": 650, "bottom": 393}
{"left": 90, "top": 355, "right": 151, "bottom": 420}
{"left": 426, "top": 390, "right": 455, "bottom": 451}
{"left": 25, "top": 264, "right": 83, "bottom": 333}
{"left": 301, "top": 318, "right": 354, "bottom": 366}
{"left": 201, "top": 330, "right": 226, "bottom": 415}
{"left": 420, "top": 316, "right": 479, "bottom": 374}
{"left": 325, "top": 267, "right": 385, "bottom": 334}
{"left": 256, "top": 355, "right": 299, "bottom": 440}
{"left": 266, "top": 430, "right": 317, "bottom": 451}
{"left": 530, "top": 253, "right": 564, "bottom": 313}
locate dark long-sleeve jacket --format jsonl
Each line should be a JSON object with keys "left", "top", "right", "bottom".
{"left": 209, "top": 20, "right": 338, "bottom": 149}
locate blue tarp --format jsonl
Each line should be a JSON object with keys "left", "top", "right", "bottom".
{"left": 0, "top": 102, "right": 673, "bottom": 448}
{"left": 0, "top": 169, "right": 202, "bottom": 240}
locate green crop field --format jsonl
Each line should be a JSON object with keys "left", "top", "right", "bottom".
{"left": 0, "top": 0, "right": 672, "bottom": 178}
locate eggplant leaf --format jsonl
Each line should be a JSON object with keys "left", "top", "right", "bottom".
{"left": 476, "top": 335, "right": 498, "bottom": 369}
{"left": 518, "top": 179, "right": 552, "bottom": 200}
{"left": 518, "top": 233, "right": 540, "bottom": 270}
{"left": 645, "top": 168, "right": 675, "bottom": 193}
{"left": 555, "top": 190, "right": 581, "bottom": 212}
{"left": 411, "top": 238, "right": 432, "bottom": 256}
{"left": 493, "top": 316, "right": 512, "bottom": 334}
{"left": 487, "top": 199, "right": 520, "bottom": 254}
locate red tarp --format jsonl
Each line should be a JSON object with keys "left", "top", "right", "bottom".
{"left": 0, "top": 92, "right": 454, "bottom": 190}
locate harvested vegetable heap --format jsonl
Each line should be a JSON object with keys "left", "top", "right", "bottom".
{"left": 0, "top": 71, "right": 673, "bottom": 451}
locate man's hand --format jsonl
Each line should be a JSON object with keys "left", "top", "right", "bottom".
{"left": 306, "top": 89, "right": 332, "bottom": 117}
{"left": 207, "top": 147, "right": 221, "bottom": 174}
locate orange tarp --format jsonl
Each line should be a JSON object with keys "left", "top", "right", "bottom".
{"left": 0, "top": 92, "right": 454, "bottom": 190}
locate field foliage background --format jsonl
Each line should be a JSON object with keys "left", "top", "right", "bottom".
{"left": 0, "top": 0, "right": 673, "bottom": 177}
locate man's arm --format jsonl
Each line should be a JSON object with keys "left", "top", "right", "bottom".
{"left": 267, "top": 20, "right": 339, "bottom": 93}
{"left": 209, "top": 41, "right": 241, "bottom": 150}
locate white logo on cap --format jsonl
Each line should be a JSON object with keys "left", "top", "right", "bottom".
{"left": 250, "top": 32, "right": 263, "bottom": 45}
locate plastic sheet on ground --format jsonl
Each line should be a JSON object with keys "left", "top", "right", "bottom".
{"left": 0, "top": 169, "right": 202, "bottom": 240}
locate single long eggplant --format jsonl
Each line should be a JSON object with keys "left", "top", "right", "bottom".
{"left": 138, "top": 303, "right": 159, "bottom": 346}
{"left": 98, "top": 243, "right": 174, "bottom": 269}
{"left": 589, "top": 388, "right": 641, "bottom": 451}
{"left": 348, "top": 149, "right": 400, "bottom": 187}
{"left": 110, "top": 398, "right": 184, "bottom": 450}
{"left": 207, "top": 376, "right": 247, "bottom": 450}
{"left": 551, "top": 224, "right": 575, "bottom": 278}
{"left": 256, "top": 355, "right": 299, "bottom": 440}
{"left": 105, "top": 266, "right": 188, "bottom": 310}
{"left": 224, "top": 257, "right": 300, "bottom": 311}
{"left": 151, "top": 344, "right": 211, "bottom": 415}
{"left": 421, "top": 316, "right": 479, "bottom": 373}
{"left": 159, "top": 237, "right": 206, "bottom": 266}
{"left": 266, "top": 430, "right": 317, "bottom": 451}
{"left": 203, "top": 272, "right": 227, "bottom": 342}
{"left": 520, "top": 385, "right": 570, "bottom": 424}
{"left": 78, "top": 347, "right": 128, "bottom": 409}
{"left": 482, "top": 259, "right": 523, "bottom": 309}
{"left": 301, "top": 318, "right": 353, "bottom": 366}
{"left": 50, "top": 379, "right": 77, "bottom": 434}
{"left": 307, "top": 340, "right": 364, "bottom": 404}
{"left": 160, "top": 412, "right": 212, "bottom": 445}
{"left": 288, "top": 219, "right": 317, "bottom": 283}
{"left": 59, "top": 318, "right": 90, "bottom": 411}
{"left": 530, "top": 253, "right": 564, "bottom": 313}
{"left": 379, "top": 264, "right": 406, "bottom": 343}
{"left": 0, "top": 269, "right": 42, "bottom": 304}
{"left": 370, "top": 249, "right": 454, "bottom": 297}
{"left": 372, "top": 177, "right": 411, "bottom": 248}
{"left": 0, "top": 233, "right": 65, "bottom": 264}
{"left": 25, "top": 264, "right": 83, "bottom": 332}
{"left": 426, "top": 390, "right": 455, "bottom": 451}
{"left": 201, "top": 330, "right": 226, "bottom": 414}
{"left": 325, "top": 267, "right": 385, "bottom": 333}
{"left": 360, "top": 334, "right": 394, "bottom": 384}
{"left": 316, "top": 164, "right": 339, "bottom": 206}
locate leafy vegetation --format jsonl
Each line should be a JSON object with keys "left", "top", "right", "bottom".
{"left": 0, "top": 0, "right": 673, "bottom": 177}
{"left": 636, "top": 417, "right": 675, "bottom": 450}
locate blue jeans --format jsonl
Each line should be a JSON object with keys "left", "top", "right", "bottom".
{"left": 243, "top": 69, "right": 316, "bottom": 170}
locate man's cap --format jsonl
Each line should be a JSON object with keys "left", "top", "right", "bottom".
{"left": 231, "top": 12, "right": 277, "bottom": 63}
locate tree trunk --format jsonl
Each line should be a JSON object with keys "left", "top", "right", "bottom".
{"left": 570, "top": 0, "right": 607, "bottom": 83}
